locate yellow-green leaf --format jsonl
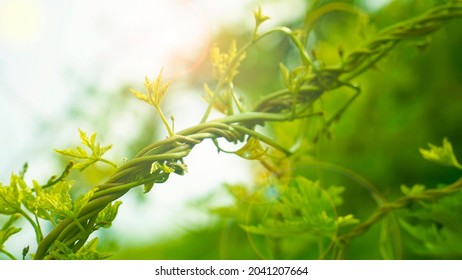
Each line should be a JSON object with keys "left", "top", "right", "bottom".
{"left": 235, "top": 137, "right": 268, "bottom": 160}
{"left": 419, "top": 138, "right": 462, "bottom": 170}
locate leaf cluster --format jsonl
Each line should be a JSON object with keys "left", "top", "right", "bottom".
{"left": 54, "top": 129, "right": 116, "bottom": 171}
{"left": 0, "top": 130, "right": 121, "bottom": 259}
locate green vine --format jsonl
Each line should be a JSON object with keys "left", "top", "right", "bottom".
{"left": 0, "top": 1, "right": 461, "bottom": 260}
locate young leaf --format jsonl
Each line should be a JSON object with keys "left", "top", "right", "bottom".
{"left": 0, "top": 175, "right": 29, "bottom": 215}
{"left": 35, "top": 181, "right": 73, "bottom": 220}
{"left": 48, "top": 238, "right": 112, "bottom": 260}
{"left": 47, "top": 240, "right": 73, "bottom": 259}
{"left": 210, "top": 40, "right": 246, "bottom": 83}
{"left": 73, "top": 188, "right": 97, "bottom": 215}
{"left": 235, "top": 137, "right": 268, "bottom": 160}
{"left": 400, "top": 184, "right": 426, "bottom": 197}
{"left": 95, "top": 201, "right": 122, "bottom": 229}
{"left": 55, "top": 129, "right": 116, "bottom": 171}
{"left": 326, "top": 185, "right": 345, "bottom": 206}
{"left": 0, "top": 226, "right": 21, "bottom": 250}
{"left": 130, "top": 68, "right": 171, "bottom": 108}
{"left": 0, "top": 214, "right": 22, "bottom": 253}
{"left": 130, "top": 69, "right": 175, "bottom": 136}
{"left": 253, "top": 5, "right": 270, "bottom": 37}
{"left": 242, "top": 177, "right": 337, "bottom": 238}
{"left": 143, "top": 181, "right": 155, "bottom": 194}
{"left": 253, "top": 5, "right": 270, "bottom": 29}
{"left": 419, "top": 138, "right": 462, "bottom": 170}
{"left": 336, "top": 214, "right": 360, "bottom": 228}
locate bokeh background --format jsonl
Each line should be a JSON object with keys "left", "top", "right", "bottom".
{"left": 1, "top": 0, "right": 461, "bottom": 259}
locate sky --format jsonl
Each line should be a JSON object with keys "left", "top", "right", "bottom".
{"left": 0, "top": 0, "right": 391, "bottom": 253}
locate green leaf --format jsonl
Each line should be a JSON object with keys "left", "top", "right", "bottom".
{"left": 143, "top": 181, "right": 155, "bottom": 194}
{"left": 400, "top": 184, "right": 426, "bottom": 197}
{"left": 336, "top": 214, "right": 359, "bottom": 228}
{"left": 73, "top": 188, "right": 97, "bottom": 215}
{"left": 326, "top": 185, "right": 345, "bottom": 206}
{"left": 75, "top": 238, "right": 112, "bottom": 260}
{"left": 253, "top": 5, "right": 270, "bottom": 30}
{"left": 95, "top": 201, "right": 122, "bottom": 229}
{"left": 1, "top": 213, "right": 21, "bottom": 230}
{"left": 46, "top": 240, "right": 73, "bottom": 259}
{"left": 398, "top": 191, "right": 462, "bottom": 258}
{"left": 278, "top": 65, "right": 311, "bottom": 93}
{"left": 242, "top": 177, "right": 337, "bottom": 238}
{"left": 0, "top": 175, "right": 30, "bottom": 215}
{"left": 48, "top": 238, "right": 112, "bottom": 260}
{"left": 130, "top": 68, "right": 171, "bottom": 108}
{"left": 35, "top": 181, "right": 73, "bottom": 220}
{"left": 419, "top": 138, "right": 462, "bottom": 170}
{"left": 25, "top": 180, "right": 49, "bottom": 220}
{"left": 129, "top": 88, "right": 149, "bottom": 103}
{"left": 150, "top": 161, "right": 175, "bottom": 174}
{"left": 0, "top": 215, "right": 22, "bottom": 250}
{"left": 235, "top": 137, "right": 268, "bottom": 160}
{"left": 0, "top": 226, "right": 21, "bottom": 250}
{"left": 210, "top": 40, "right": 246, "bottom": 83}
{"left": 55, "top": 129, "right": 115, "bottom": 171}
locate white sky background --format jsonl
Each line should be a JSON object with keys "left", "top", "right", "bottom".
{"left": 0, "top": 0, "right": 390, "bottom": 255}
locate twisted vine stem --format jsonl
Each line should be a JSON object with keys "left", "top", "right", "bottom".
{"left": 34, "top": 1, "right": 462, "bottom": 259}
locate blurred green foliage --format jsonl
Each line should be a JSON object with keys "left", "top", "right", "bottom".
{"left": 109, "top": 0, "right": 462, "bottom": 260}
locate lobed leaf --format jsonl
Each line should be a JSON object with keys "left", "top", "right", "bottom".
{"left": 48, "top": 238, "right": 111, "bottom": 260}
{"left": 210, "top": 40, "right": 246, "bottom": 83}
{"left": 35, "top": 181, "right": 73, "bottom": 220}
{"left": 400, "top": 184, "right": 426, "bottom": 197}
{"left": 419, "top": 138, "right": 462, "bottom": 170}
{"left": 130, "top": 68, "right": 171, "bottom": 108}
{"left": 55, "top": 129, "right": 115, "bottom": 171}
{"left": 398, "top": 191, "right": 462, "bottom": 258}
{"left": 0, "top": 175, "right": 30, "bottom": 215}
{"left": 241, "top": 177, "right": 338, "bottom": 238}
